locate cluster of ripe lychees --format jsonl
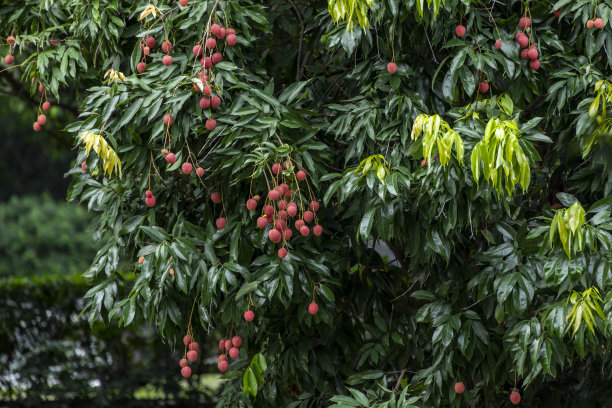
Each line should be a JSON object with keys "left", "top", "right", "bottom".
{"left": 217, "top": 335, "right": 243, "bottom": 372}
{"left": 455, "top": 382, "right": 521, "bottom": 405}
{"left": 3, "top": 35, "right": 15, "bottom": 65}
{"left": 179, "top": 334, "right": 199, "bottom": 378}
{"left": 586, "top": 17, "right": 605, "bottom": 29}
{"left": 515, "top": 17, "right": 541, "bottom": 71}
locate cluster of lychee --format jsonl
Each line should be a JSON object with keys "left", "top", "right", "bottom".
{"left": 455, "top": 382, "right": 521, "bottom": 405}
{"left": 210, "top": 191, "right": 227, "bottom": 229}
{"left": 3, "top": 35, "right": 15, "bottom": 65}
{"left": 515, "top": 17, "right": 541, "bottom": 71}
{"left": 179, "top": 334, "right": 199, "bottom": 378}
{"left": 217, "top": 335, "right": 243, "bottom": 372}
{"left": 586, "top": 17, "right": 605, "bottom": 29}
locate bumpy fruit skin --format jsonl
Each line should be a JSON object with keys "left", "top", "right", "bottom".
{"left": 7, "top": 36, "right": 15, "bottom": 44}
{"left": 211, "top": 24, "right": 221, "bottom": 37}
{"left": 275, "top": 219, "right": 286, "bottom": 231}
{"left": 257, "top": 217, "right": 268, "bottom": 229}
{"left": 212, "top": 52, "right": 222, "bottom": 64}
{"left": 313, "top": 225, "right": 323, "bottom": 236}
{"left": 520, "top": 49, "right": 529, "bottom": 60}
{"left": 594, "top": 18, "right": 604, "bottom": 29}
{"left": 217, "top": 27, "right": 226, "bottom": 39}
{"left": 510, "top": 391, "right": 521, "bottom": 405}
{"left": 33, "top": 122, "right": 42, "bottom": 131}
{"left": 200, "top": 97, "right": 211, "bottom": 109}
{"left": 278, "top": 248, "right": 288, "bottom": 258}
{"left": 219, "top": 338, "right": 226, "bottom": 350}
{"left": 309, "top": 201, "right": 320, "bottom": 212}
{"left": 278, "top": 210, "right": 288, "bottom": 220}
{"left": 182, "top": 162, "right": 193, "bottom": 175}
{"left": 187, "top": 350, "right": 198, "bottom": 362}
{"left": 529, "top": 59, "right": 540, "bottom": 70}
{"left": 226, "top": 33, "right": 237, "bottom": 46}
{"left": 216, "top": 217, "right": 227, "bottom": 229}
{"left": 218, "top": 354, "right": 228, "bottom": 361}
{"left": 519, "top": 17, "right": 531, "bottom": 29}
{"left": 202, "top": 57, "right": 212, "bottom": 69}
{"left": 183, "top": 335, "right": 192, "bottom": 346}
{"left": 179, "top": 0, "right": 188, "bottom": 6}
{"left": 268, "top": 190, "right": 281, "bottom": 201}
{"left": 226, "top": 28, "right": 236, "bottom": 36}
{"left": 277, "top": 200, "right": 287, "bottom": 210}
{"left": 162, "top": 55, "right": 173, "bottom": 66}
{"left": 138, "top": 256, "right": 145, "bottom": 264}
{"left": 287, "top": 204, "right": 298, "bottom": 217}
{"left": 196, "top": 167, "right": 205, "bottom": 177}
{"left": 246, "top": 199, "right": 257, "bottom": 211}
{"left": 586, "top": 20, "right": 594, "bottom": 29}
{"left": 229, "top": 347, "right": 240, "bottom": 359}
{"left": 181, "top": 366, "right": 191, "bottom": 378}
{"left": 272, "top": 163, "right": 282, "bottom": 175}
{"left": 211, "top": 96, "right": 221, "bottom": 109}
{"left": 218, "top": 360, "right": 229, "bottom": 372}
{"left": 203, "top": 85, "right": 212, "bottom": 96}
{"left": 387, "top": 62, "right": 397, "bottom": 74}
{"left": 145, "top": 36, "right": 156, "bottom": 49}
{"left": 188, "top": 341, "right": 199, "bottom": 351}
{"left": 223, "top": 339, "right": 232, "bottom": 350}
{"left": 303, "top": 211, "right": 314, "bottom": 223}
{"left": 232, "top": 335, "right": 243, "bottom": 347}
{"left": 518, "top": 35, "right": 528, "bottom": 48}
{"left": 143, "top": 46, "right": 150, "bottom": 56}
{"left": 161, "top": 41, "right": 172, "bottom": 53}
{"left": 137, "top": 62, "right": 146, "bottom": 73}
{"left": 180, "top": 358, "right": 188, "bottom": 367}
{"left": 37, "top": 114, "right": 47, "bottom": 125}
{"left": 527, "top": 46, "right": 538, "bottom": 60}
{"left": 193, "top": 44, "right": 203, "bottom": 56}
{"left": 494, "top": 40, "right": 502, "bottom": 50}
{"left": 455, "top": 25, "right": 466, "bottom": 37}
{"left": 269, "top": 229, "right": 282, "bottom": 243}
{"left": 308, "top": 302, "right": 319, "bottom": 315}
{"left": 4, "top": 55, "right": 14, "bottom": 64}
{"left": 81, "top": 161, "right": 87, "bottom": 171}
{"left": 479, "top": 82, "right": 489, "bottom": 93}
{"left": 300, "top": 225, "right": 310, "bottom": 237}
{"left": 206, "top": 38, "right": 217, "bottom": 50}
{"left": 283, "top": 228, "right": 293, "bottom": 240}
{"left": 295, "top": 219, "right": 305, "bottom": 230}
{"left": 296, "top": 170, "right": 306, "bottom": 181}
{"left": 454, "top": 382, "right": 465, "bottom": 394}
{"left": 206, "top": 118, "right": 216, "bottom": 131}
{"left": 244, "top": 310, "right": 254, "bottom": 322}
{"left": 42, "top": 102, "right": 51, "bottom": 111}
{"left": 165, "top": 153, "right": 176, "bottom": 164}
{"left": 146, "top": 196, "right": 156, "bottom": 207}
{"left": 163, "top": 114, "right": 174, "bottom": 126}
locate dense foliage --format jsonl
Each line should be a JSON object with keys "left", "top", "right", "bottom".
{"left": 2, "top": 0, "right": 612, "bottom": 407}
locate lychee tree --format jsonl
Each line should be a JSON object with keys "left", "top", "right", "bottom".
{"left": 2, "top": 0, "right": 612, "bottom": 407}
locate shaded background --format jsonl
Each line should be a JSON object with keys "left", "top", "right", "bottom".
{"left": 0, "top": 93, "right": 221, "bottom": 407}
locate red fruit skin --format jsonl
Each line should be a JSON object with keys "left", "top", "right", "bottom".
{"left": 247, "top": 199, "right": 258, "bottom": 211}
{"left": 218, "top": 354, "right": 228, "bottom": 361}
{"left": 81, "top": 161, "right": 87, "bottom": 171}
{"left": 137, "top": 62, "right": 146, "bottom": 73}
{"left": 218, "top": 360, "right": 229, "bottom": 372}
{"left": 145, "top": 196, "right": 156, "bottom": 207}
{"left": 518, "top": 36, "right": 528, "bottom": 48}
{"left": 269, "top": 229, "right": 282, "bottom": 243}
{"left": 530, "top": 59, "right": 540, "bottom": 70}
{"left": 146, "top": 190, "right": 153, "bottom": 198}
{"left": 454, "top": 382, "right": 465, "bottom": 394}
{"left": 200, "top": 97, "right": 211, "bottom": 109}
{"left": 308, "top": 302, "right": 319, "bottom": 315}
{"left": 287, "top": 204, "right": 297, "bottom": 217}
{"left": 313, "top": 225, "right": 323, "bottom": 236}
{"left": 5, "top": 55, "right": 14, "bottom": 64}
{"left": 278, "top": 248, "right": 288, "bottom": 258}
{"left": 421, "top": 159, "right": 427, "bottom": 167}
{"left": 202, "top": 57, "right": 212, "bottom": 69}
{"left": 143, "top": 46, "right": 150, "bottom": 56}
{"left": 296, "top": 170, "right": 306, "bottom": 181}
{"left": 295, "top": 219, "right": 305, "bottom": 229}
{"left": 211, "top": 24, "right": 221, "bottom": 37}
{"left": 189, "top": 342, "right": 199, "bottom": 351}
{"left": 520, "top": 49, "right": 530, "bottom": 60}
{"left": 162, "top": 55, "right": 173, "bottom": 66}
{"left": 594, "top": 18, "right": 604, "bottom": 29}
{"left": 180, "top": 358, "right": 188, "bottom": 367}
{"left": 145, "top": 36, "right": 156, "bottom": 49}
{"left": 211, "top": 96, "right": 221, "bottom": 109}
{"left": 226, "top": 28, "right": 236, "bottom": 36}
{"left": 527, "top": 47, "right": 538, "bottom": 60}
{"left": 216, "top": 217, "right": 226, "bottom": 229}
{"left": 303, "top": 211, "right": 314, "bottom": 222}
{"left": 183, "top": 335, "right": 192, "bottom": 346}
{"left": 219, "top": 338, "right": 226, "bottom": 350}
{"left": 179, "top": 0, "right": 188, "bottom": 6}
{"left": 181, "top": 366, "right": 191, "bottom": 378}
{"left": 268, "top": 190, "right": 281, "bottom": 201}
{"left": 33, "top": 122, "right": 42, "bottom": 132}
{"left": 165, "top": 153, "right": 176, "bottom": 164}
{"left": 494, "top": 40, "right": 502, "bottom": 50}
{"left": 187, "top": 350, "right": 198, "bottom": 362}
{"left": 232, "top": 335, "right": 243, "bottom": 347}
{"left": 39, "top": 84, "right": 44, "bottom": 93}
{"left": 284, "top": 188, "right": 292, "bottom": 198}
{"left": 275, "top": 219, "right": 286, "bottom": 231}
{"left": 212, "top": 52, "right": 222, "bottom": 64}
{"left": 229, "top": 347, "right": 240, "bottom": 359}
{"left": 455, "top": 25, "right": 466, "bottom": 37}
{"left": 586, "top": 20, "right": 595, "bottom": 29}
{"left": 224, "top": 339, "right": 232, "bottom": 350}
{"left": 387, "top": 62, "right": 397, "bottom": 74}
{"left": 7, "top": 36, "right": 15, "bottom": 44}
{"left": 309, "top": 201, "right": 320, "bottom": 212}
{"left": 196, "top": 167, "right": 205, "bottom": 177}
{"left": 510, "top": 391, "right": 521, "bottom": 405}
{"left": 206, "top": 38, "right": 217, "bottom": 49}
{"left": 162, "top": 41, "right": 172, "bottom": 53}
{"left": 283, "top": 228, "right": 293, "bottom": 240}
{"left": 163, "top": 114, "right": 174, "bottom": 126}
{"left": 217, "top": 27, "right": 226, "bottom": 39}
{"left": 257, "top": 217, "right": 268, "bottom": 229}
{"left": 264, "top": 205, "right": 274, "bottom": 217}
{"left": 198, "top": 71, "right": 209, "bottom": 82}
{"left": 203, "top": 85, "right": 212, "bottom": 96}
{"left": 206, "top": 118, "right": 216, "bottom": 131}
{"left": 182, "top": 162, "right": 193, "bottom": 175}
{"left": 278, "top": 210, "right": 288, "bottom": 220}
{"left": 519, "top": 17, "right": 531, "bottom": 29}
{"left": 479, "top": 82, "right": 489, "bottom": 93}
{"left": 272, "top": 163, "right": 282, "bottom": 174}
{"left": 193, "top": 45, "right": 203, "bottom": 56}
{"left": 42, "top": 102, "right": 51, "bottom": 111}
{"left": 300, "top": 225, "right": 310, "bottom": 237}
{"left": 226, "top": 33, "right": 237, "bottom": 46}
{"left": 37, "top": 114, "right": 47, "bottom": 125}
{"left": 553, "top": 8, "right": 561, "bottom": 18}
{"left": 277, "top": 200, "right": 288, "bottom": 210}
{"left": 244, "top": 310, "right": 254, "bottom": 322}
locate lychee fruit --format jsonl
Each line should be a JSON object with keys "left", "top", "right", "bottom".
{"left": 179, "top": 0, "right": 188, "bottom": 6}
{"left": 165, "top": 153, "right": 176, "bottom": 164}
{"left": 313, "top": 225, "right": 323, "bottom": 236}
{"left": 187, "top": 350, "right": 198, "bottom": 362}
{"left": 37, "top": 114, "right": 47, "bottom": 125}
{"left": 143, "top": 46, "right": 150, "bottom": 56}
{"left": 269, "top": 228, "right": 282, "bottom": 243}
{"left": 387, "top": 62, "right": 397, "bottom": 74}
{"left": 529, "top": 59, "right": 540, "bottom": 70}
{"left": 479, "top": 82, "right": 489, "bottom": 93}
{"left": 211, "top": 24, "right": 221, "bottom": 36}
{"left": 300, "top": 225, "right": 310, "bottom": 237}
{"left": 7, "top": 36, "right": 15, "bottom": 44}
{"left": 277, "top": 200, "right": 287, "bottom": 210}
{"left": 189, "top": 342, "right": 199, "bottom": 351}
{"left": 527, "top": 46, "right": 538, "bottom": 60}
{"left": 163, "top": 114, "right": 174, "bottom": 126}
{"left": 594, "top": 18, "right": 604, "bottom": 29}
{"left": 200, "top": 97, "right": 211, "bottom": 109}
{"left": 202, "top": 57, "right": 212, "bottom": 69}
{"left": 218, "top": 354, "right": 228, "bottom": 361}
{"left": 229, "top": 347, "right": 240, "bottom": 359}
{"left": 203, "top": 85, "right": 212, "bottom": 96}
{"left": 287, "top": 203, "right": 297, "bottom": 217}
{"left": 161, "top": 41, "right": 172, "bottom": 53}
{"left": 206, "top": 118, "right": 216, "bottom": 131}
{"left": 455, "top": 25, "right": 466, "bottom": 37}
{"left": 303, "top": 210, "right": 314, "bottom": 222}
{"left": 309, "top": 201, "right": 319, "bottom": 212}
{"left": 232, "top": 335, "right": 242, "bottom": 347}
{"left": 284, "top": 189, "right": 292, "bottom": 198}
{"left": 519, "top": 17, "right": 531, "bottom": 29}
{"left": 181, "top": 366, "right": 191, "bottom": 378}
{"left": 50, "top": 39, "right": 57, "bottom": 47}
{"left": 206, "top": 38, "right": 216, "bottom": 50}
{"left": 145, "top": 36, "right": 156, "bottom": 48}
{"left": 196, "top": 167, "right": 204, "bottom": 177}
{"left": 33, "top": 122, "right": 41, "bottom": 131}
{"left": 217, "top": 27, "right": 226, "bottom": 39}
{"left": 182, "top": 162, "right": 193, "bottom": 175}
{"left": 510, "top": 391, "right": 521, "bottom": 405}
{"left": 272, "top": 163, "right": 281, "bottom": 174}
{"left": 587, "top": 19, "right": 595, "bottom": 29}
{"left": 278, "top": 248, "right": 287, "bottom": 258}
{"left": 39, "top": 84, "right": 44, "bottom": 93}
{"left": 42, "top": 101, "right": 51, "bottom": 111}
{"left": 216, "top": 217, "right": 226, "bottom": 229}
{"left": 264, "top": 205, "right": 274, "bottom": 216}
{"left": 283, "top": 228, "right": 293, "bottom": 240}
{"left": 296, "top": 170, "right": 306, "bottom": 181}
{"left": 219, "top": 339, "right": 226, "bottom": 350}
{"left": 246, "top": 199, "right": 257, "bottom": 211}
{"left": 162, "top": 55, "right": 173, "bottom": 66}
{"left": 217, "top": 360, "right": 228, "bottom": 372}
{"left": 454, "top": 382, "right": 465, "bottom": 394}
{"left": 268, "top": 189, "right": 281, "bottom": 201}
{"left": 180, "top": 358, "right": 188, "bottom": 367}
{"left": 193, "top": 44, "right": 203, "bottom": 56}
{"left": 224, "top": 339, "right": 232, "bottom": 350}
{"left": 421, "top": 159, "right": 427, "bottom": 166}
{"left": 137, "top": 62, "right": 146, "bottom": 73}
{"left": 308, "top": 302, "right": 319, "bottom": 315}
{"left": 295, "top": 219, "right": 305, "bottom": 229}
{"left": 4, "top": 55, "right": 14, "bottom": 64}
{"left": 169, "top": 268, "right": 175, "bottom": 275}
{"left": 244, "top": 310, "right": 254, "bottom": 322}
{"left": 518, "top": 35, "right": 528, "bottom": 48}
{"left": 494, "top": 40, "right": 502, "bottom": 50}
{"left": 275, "top": 219, "right": 286, "bottom": 231}
{"left": 226, "top": 33, "right": 237, "bottom": 46}
{"left": 553, "top": 9, "right": 561, "bottom": 18}
{"left": 138, "top": 256, "right": 145, "bottom": 264}
{"left": 278, "top": 210, "right": 288, "bottom": 219}
{"left": 520, "top": 49, "right": 529, "bottom": 60}
{"left": 81, "top": 161, "right": 87, "bottom": 171}
{"left": 212, "top": 52, "right": 222, "bottom": 64}
{"left": 183, "top": 335, "right": 192, "bottom": 346}
{"left": 257, "top": 217, "right": 267, "bottom": 229}
{"left": 211, "top": 96, "right": 221, "bottom": 109}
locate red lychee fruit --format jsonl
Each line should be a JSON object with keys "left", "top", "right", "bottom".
{"left": 229, "top": 347, "right": 240, "bottom": 359}
{"left": 206, "top": 38, "right": 216, "bottom": 50}
{"left": 277, "top": 200, "right": 288, "bottom": 210}
{"left": 455, "top": 25, "right": 466, "bottom": 37}
{"left": 211, "top": 96, "right": 221, "bottom": 109}
{"left": 510, "top": 391, "right": 521, "bottom": 405}
{"left": 137, "top": 62, "right": 146, "bottom": 73}
{"left": 278, "top": 210, "right": 288, "bottom": 220}
{"left": 216, "top": 217, "right": 226, "bottom": 229}
{"left": 421, "top": 159, "right": 427, "bottom": 167}
{"left": 202, "top": 57, "right": 212, "bottom": 69}
{"left": 37, "top": 114, "right": 47, "bottom": 125}
{"left": 217, "top": 27, "right": 226, "bottom": 39}
{"left": 161, "top": 41, "right": 172, "bottom": 53}
{"left": 594, "top": 18, "right": 604, "bottom": 29}
{"left": 179, "top": 0, "right": 188, "bottom": 6}
{"left": 211, "top": 24, "right": 221, "bottom": 37}
{"left": 295, "top": 219, "right": 305, "bottom": 229}
{"left": 232, "top": 335, "right": 242, "bottom": 347}
{"left": 145, "top": 36, "right": 156, "bottom": 49}
{"left": 212, "top": 52, "right": 222, "bottom": 64}
{"left": 553, "top": 9, "right": 561, "bottom": 18}
{"left": 287, "top": 203, "right": 297, "bottom": 217}
{"left": 283, "top": 228, "right": 293, "bottom": 240}
{"left": 217, "top": 360, "right": 228, "bottom": 372}
{"left": 309, "top": 201, "right": 320, "bottom": 212}
{"left": 226, "top": 33, "right": 237, "bottom": 46}
{"left": 387, "top": 62, "right": 397, "bottom": 74}
{"left": 182, "top": 162, "right": 193, "bottom": 175}
{"left": 138, "top": 256, "right": 145, "bottom": 264}
{"left": 454, "top": 382, "right": 465, "bottom": 394}
{"left": 313, "top": 225, "right": 323, "bottom": 236}
{"left": 145, "top": 195, "right": 156, "bottom": 207}
{"left": 246, "top": 199, "right": 257, "bottom": 211}
{"left": 219, "top": 338, "right": 226, "bottom": 350}
{"left": 7, "top": 36, "right": 15, "bottom": 44}
{"left": 268, "top": 189, "right": 281, "bottom": 201}
{"left": 519, "top": 17, "right": 531, "bottom": 29}
{"left": 224, "top": 339, "right": 232, "bottom": 350}
{"left": 198, "top": 71, "right": 208, "bottom": 82}
{"left": 527, "top": 46, "right": 538, "bottom": 60}
{"left": 42, "top": 102, "right": 51, "bottom": 111}
{"left": 296, "top": 170, "right": 306, "bottom": 181}
{"left": 200, "top": 97, "right": 211, "bottom": 109}
{"left": 169, "top": 268, "right": 175, "bottom": 276}
{"left": 269, "top": 228, "right": 282, "bottom": 243}
{"left": 187, "top": 350, "right": 198, "bottom": 362}
{"left": 218, "top": 354, "right": 228, "bottom": 361}
{"left": 586, "top": 19, "right": 595, "bottom": 29}
{"left": 50, "top": 39, "right": 57, "bottom": 47}
{"left": 162, "top": 55, "right": 173, "bottom": 66}
{"left": 264, "top": 205, "right": 274, "bottom": 217}
{"left": 520, "top": 49, "right": 529, "bottom": 60}
{"left": 206, "top": 118, "right": 216, "bottom": 131}
{"left": 244, "top": 310, "right": 254, "bottom": 322}
{"left": 143, "top": 46, "right": 150, "bottom": 56}
{"left": 303, "top": 211, "right": 314, "bottom": 222}
{"left": 278, "top": 248, "right": 288, "bottom": 258}
{"left": 193, "top": 44, "right": 203, "bottom": 56}
{"left": 275, "top": 219, "right": 286, "bottom": 231}
{"left": 180, "top": 358, "right": 188, "bottom": 367}
{"left": 530, "top": 59, "right": 540, "bottom": 70}
{"left": 39, "top": 84, "right": 44, "bottom": 93}
{"left": 494, "top": 40, "right": 502, "bottom": 50}
{"left": 283, "top": 160, "right": 292, "bottom": 169}
{"left": 257, "top": 217, "right": 268, "bottom": 229}
{"left": 165, "top": 153, "right": 176, "bottom": 164}
{"left": 284, "top": 189, "right": 292, "bottom": 198}
{"left": 189, "top": 342, "right": 199, "bottom": 351}
{"left": 146, "top": 190, "right": 153, "bottom": 197}
{"left": 479, "top": 82, "right": 489, "bottom": 93}
{"left": 518, "top": 35, "right": 528, "bottom": 48}
{"left": 272, "top": 163, "right": 281, "bottom": 175}
{"left": 308, "top": 302, "right": 319, "bottom": 315}
{"left": 196, "top": 167, "right": 204, "bottom": 177}
{"left": 4, "top": 55, "right": 14, "bottom": 64}
{"left": 181, "top": 366, "right": 191, "bottom": 378}
{"left": 163, "top": 114, "right": 174, "bottom": 126}
{"left": 300, "top": 225, "right": 310, "bottom": 237}
{"left": 183, "top": 335, "right": 192, "bottom": 346}
{"left": 80, "top": 161, "right": 87, "bottom": 171}
{"left": 203, "top": 85, "right": 212, "bottom": 96}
